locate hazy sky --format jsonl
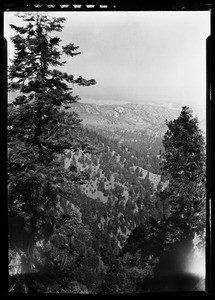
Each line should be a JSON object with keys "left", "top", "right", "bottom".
{"left": 4, "top": 11, "right": 210, "bottom": 119}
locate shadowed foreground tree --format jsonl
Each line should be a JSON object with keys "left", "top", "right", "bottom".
{"left": 148, "top": 106, "right": 206, "bottom": 291}
{"left": 8, "top": 12, "right": 97, "bottom": 290}
{"left": 160, "top": 106, "right": 206, "bottom": 237}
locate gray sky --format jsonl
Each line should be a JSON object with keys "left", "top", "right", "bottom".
{"left": 4, "top": 11, "right": 210, "bottom": 120}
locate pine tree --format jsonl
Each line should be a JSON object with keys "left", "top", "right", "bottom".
{"left": 160, "top": 106, "right": 206, "bottom": 235}
{"left": 8, "top": 13, "right": 96, "bottom": 275}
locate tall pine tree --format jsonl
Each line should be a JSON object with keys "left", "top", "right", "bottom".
{"left": 8, "top": 13, "right": 96, "bottom": 274}
{"left": 160, "top": 106, "right": 206, "bottom": 236}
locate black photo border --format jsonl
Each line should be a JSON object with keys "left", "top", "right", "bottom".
{"left": 1, "top": 0, "right": 213, "bottom": 297}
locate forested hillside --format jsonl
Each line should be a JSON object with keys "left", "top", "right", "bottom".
{"left": 63, "top": 127, "right": 169, "bottom": 252}
{"left": 9, "top": 124, "right": 169, "bottom": 291}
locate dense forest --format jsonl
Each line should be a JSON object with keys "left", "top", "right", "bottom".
{"left": 7, "top": 13, "right": 206, "bottom": 294}
{"left": 86, "top": 126, "right": 163, "bottom": 174}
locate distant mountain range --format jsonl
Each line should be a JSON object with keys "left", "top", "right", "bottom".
{"left": 9, "top": 92, "right": 206, "bottom": 157}
{"left": 68, "top": 102, "right": 181, "bottom": 137}
{"left": 8, "top": 92, "right": 205, "bottom": 134}
{"left": 66, "top": 102, "right": 206, "bottom": 161}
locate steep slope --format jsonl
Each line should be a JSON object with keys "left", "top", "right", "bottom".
{"left": 62, "top": 130, "right": 169, "bottom": 268}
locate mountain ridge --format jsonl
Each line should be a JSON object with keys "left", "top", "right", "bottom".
{"left": 8, "top": 92, "right": 205, "bottom": 133}
{"left": 68, "top": 102, "right": 181, "bottom": 135}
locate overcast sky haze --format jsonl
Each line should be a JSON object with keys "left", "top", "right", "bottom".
{"left": 4, "top": 10, "right": 210, "bottom": 120}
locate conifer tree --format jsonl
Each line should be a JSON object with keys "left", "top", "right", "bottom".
{"left": 160, "top": 106, "right": 206, "bottom": 235}
{"left": 8, "top": 13, "right": 96, "bottom": 273}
